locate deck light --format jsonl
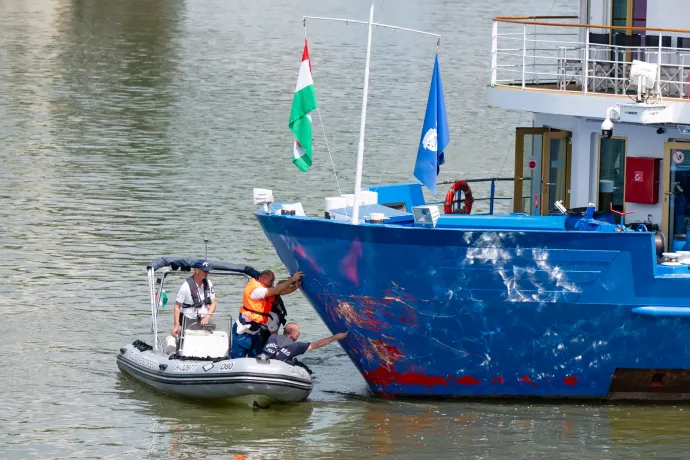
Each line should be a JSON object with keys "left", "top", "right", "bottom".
{"left": 630, "top": 60, "right": 658, "bottom": 101}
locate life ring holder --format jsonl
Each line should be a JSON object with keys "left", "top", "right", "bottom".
{"left": 443, "top": 181, "right": 474, "bottom": 214}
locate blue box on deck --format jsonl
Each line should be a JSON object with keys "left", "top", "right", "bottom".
{"left": 366, "top": 183, "right": 425, "bottom": 212}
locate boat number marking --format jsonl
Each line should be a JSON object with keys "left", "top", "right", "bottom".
{"left": 673, "top": 150, "right": 685, "bottom": 164}
{"left": 219, "top": 362, "right": 234, "bottom": 372}
{"left": 634, "top": 171, "right": 643, "bottom": 182}
{"left": 174, "top": 364, "right": 198, "bottom": 372}
{"left": 133, "top": 354, "right": 157, "bottom": 371}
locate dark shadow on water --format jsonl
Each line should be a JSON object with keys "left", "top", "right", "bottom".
{"left": 320, "top": 389, "right": 375, "bottom": 401}
{"left": 53, "top": 0, "right": 185, "bottom": 173}
{"left": 369, "top": 393, "right": 690, "bottom": 407}
{"left": 115, "top": 372, "right": 318, "bottom": 457}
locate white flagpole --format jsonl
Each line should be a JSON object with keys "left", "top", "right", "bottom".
{"left": 351, "top": 0, "right": 375, "bottom": 225}
{"left": 301, "top": 10, "right": 440, "bottom": 225}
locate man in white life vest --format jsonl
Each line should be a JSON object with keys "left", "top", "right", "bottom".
{"left": 230, "top": 269, "right": 303, "bottom": 359}
{"left": 171, "top": 260, "right": 216, "bottom": 337}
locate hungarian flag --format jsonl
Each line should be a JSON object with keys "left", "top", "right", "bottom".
{"left": 289, "top": 40, "right": 318, "bottom": 172}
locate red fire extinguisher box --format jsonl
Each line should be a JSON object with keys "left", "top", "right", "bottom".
{"left": 624, "top": 157, "right": 660, "bottom": 204}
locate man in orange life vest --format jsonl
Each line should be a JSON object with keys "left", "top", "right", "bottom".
{"left": 230, "top": 269, "right": 304, "bottom": 358}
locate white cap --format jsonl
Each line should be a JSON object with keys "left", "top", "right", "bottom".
{"left": 369, "top": 212, "right": 385, "bottom": 223}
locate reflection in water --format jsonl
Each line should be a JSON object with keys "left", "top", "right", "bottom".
{"left": 117, "top": 373, "right": 329, "bottom": 459}
{"left": 608, "top": 406, "right": 690, "bottom": 458}
{"left": 117, "top": 370, "right": 690, "bottom": 460}
{"left": 54, "top": 0, "right": 182, "bottom": 155}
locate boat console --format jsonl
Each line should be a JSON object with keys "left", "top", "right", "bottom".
{"left": 179, "top": 329, "right": 230, "bottom": 359}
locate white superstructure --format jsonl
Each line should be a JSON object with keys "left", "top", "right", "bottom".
{"left": 488, "top": 0, "right": 690, "bottom": 249}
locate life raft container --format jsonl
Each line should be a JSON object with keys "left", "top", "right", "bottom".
{"left": 443, "top": 181, "right": 474, "bottom": 214}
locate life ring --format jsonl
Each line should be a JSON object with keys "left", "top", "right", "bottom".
{"left": 443, "top": 181, "right": 474, "bottom": 214}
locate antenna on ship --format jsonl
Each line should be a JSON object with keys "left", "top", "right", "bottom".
{"left": 303, "top": 2, "right": 440, "bottom": 225}
{"left": 351, "top": 0, "right": 375, "bottom": 226}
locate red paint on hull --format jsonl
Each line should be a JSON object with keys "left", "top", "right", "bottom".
{"left": 456, "top": 376, "right": 482, "bottom": 385}
{"left": 521, "top": 375, "right": 538, "bottom": 386}
{"left": 363, "top": 367, "right": 448, "bottom": 387}
{"left": 562, "top": 376, "right": 578, "bottom": 387}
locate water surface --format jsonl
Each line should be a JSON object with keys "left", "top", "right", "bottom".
{"left": 2, "top": 0, "right": 689, "bottom": 458}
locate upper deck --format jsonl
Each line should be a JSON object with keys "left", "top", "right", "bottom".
{"left": 487, "top": 15, "right": 690, "bottom": 124}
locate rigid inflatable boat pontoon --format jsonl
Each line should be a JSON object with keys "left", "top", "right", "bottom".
{"left": 116, "top": 256, "right": 313, "bottom": 406}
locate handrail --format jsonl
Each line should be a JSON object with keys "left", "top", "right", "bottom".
{"left": 490, "top": 16, "right": 690, "bottom": 100}
{"left": 435, "top": 177, "right": 515, "bottom": 215}
{"left": 496, "top": 16, "right": 579, "bottom": 21}
{"left": 493, "top": 15, "right": 690, "bottom": 34}
{"left": 438, "top": 177, "right": 514, "bottom": 185}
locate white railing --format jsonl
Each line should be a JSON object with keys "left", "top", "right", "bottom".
{"left": 491, "top": 17, "right": 690, "bottom": 100}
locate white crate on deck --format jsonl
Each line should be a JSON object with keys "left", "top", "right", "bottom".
{"left": 180, "top": 330, "right": 229, "bottom": 359}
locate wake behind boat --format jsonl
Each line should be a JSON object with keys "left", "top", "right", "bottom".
{"left": 116, "top": 257, "right": 313, "bottom": 406}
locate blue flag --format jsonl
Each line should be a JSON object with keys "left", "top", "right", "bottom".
{"left": 413, "top": 54, "right": 449, "bottom": 196}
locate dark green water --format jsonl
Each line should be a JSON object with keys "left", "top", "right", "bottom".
{"left": 2, "top": 0, "right": 690, "bottom": 458}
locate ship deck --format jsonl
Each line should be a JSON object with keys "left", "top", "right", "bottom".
{"left": 491, "top": 16, "right": 690, "bottom": 102}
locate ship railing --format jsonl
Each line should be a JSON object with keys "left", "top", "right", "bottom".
{"left": 491, "top": 16, "right": 690, "bottom": 100}
{"left": 428, "top": 177, "right": 514, "bottom": 215}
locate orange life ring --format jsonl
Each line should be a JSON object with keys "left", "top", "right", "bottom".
{"left": 443, "top": 181, "right": 474, "bottom": 215}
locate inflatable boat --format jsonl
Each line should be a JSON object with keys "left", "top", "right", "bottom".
{"left": 116, "top": 256, "right": 313, "bottom": 406}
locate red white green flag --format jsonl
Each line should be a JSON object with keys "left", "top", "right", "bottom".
{"left": 289, "top": 40, "right": 318, "bottom": 172}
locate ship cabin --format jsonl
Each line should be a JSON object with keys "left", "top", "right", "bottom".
{"left": 487, "top": 0, "right": 690, "bottom": 252}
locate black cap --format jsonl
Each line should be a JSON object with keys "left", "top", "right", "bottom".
{"left": 193, "top": 260, "right": 211, "bottom": 272}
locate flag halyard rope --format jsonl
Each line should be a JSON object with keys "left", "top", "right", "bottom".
{"left": 303, "top": 21, "right": 343, "bottom": 197}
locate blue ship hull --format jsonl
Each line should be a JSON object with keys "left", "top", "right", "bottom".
{"left": 255, "top": 210, "right": 690, "bottom": 400}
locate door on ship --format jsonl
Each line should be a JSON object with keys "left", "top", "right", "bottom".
{"left": 513, "top": 128, "right": 572, "bottom": 215}
{"left": 662, "top": 142, "right": 690, "bottom": 250}
{"left": 611, "top": 0, "right": 647, "bottom": 41}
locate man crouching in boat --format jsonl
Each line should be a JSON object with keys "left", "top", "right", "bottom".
{"left": 262, "top": 322, "right": 348, "bottom": 361}
{"left": 171, "top": 260, "right": 215, "bottom": 337}
{"left": 230, "top": 270, "right": 303, "bottom": 358}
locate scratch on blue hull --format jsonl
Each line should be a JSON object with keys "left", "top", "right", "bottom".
{"left": 255, "top": 211, "right": 690, "bottom": 399}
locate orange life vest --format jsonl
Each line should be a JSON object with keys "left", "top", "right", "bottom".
{"left": 239, "top": 278, "right": 274, "bottom": 324}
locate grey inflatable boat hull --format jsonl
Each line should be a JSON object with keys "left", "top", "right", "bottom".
{"left": 117, "top": 343, "right": 313, "bottom": 405}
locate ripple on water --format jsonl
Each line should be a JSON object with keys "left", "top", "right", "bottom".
{"left": 4, "top": 0, "right": 686, "bottom": 458}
